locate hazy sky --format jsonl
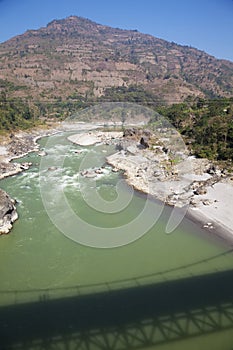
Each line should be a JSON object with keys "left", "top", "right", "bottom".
{"left": 0, "top": 0, "right": 232, "bottom": 61}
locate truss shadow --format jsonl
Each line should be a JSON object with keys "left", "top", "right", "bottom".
{"left": 1, "top": 269, "right": 233, "bottom": 349}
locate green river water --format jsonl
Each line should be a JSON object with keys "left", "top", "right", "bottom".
{"left": 0, "top": 131, "right": 233, "bottom": 349}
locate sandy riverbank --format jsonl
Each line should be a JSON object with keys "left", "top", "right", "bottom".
{"left": 188, "top": 180, "right": 233, "bottom": 239}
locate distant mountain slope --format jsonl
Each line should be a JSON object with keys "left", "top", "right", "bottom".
{"left": 0, "top": 16, "right": 232, "bottom": 104}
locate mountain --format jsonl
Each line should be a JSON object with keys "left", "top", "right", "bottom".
{"left": 0, "top": 16, "right": 233, "bottom": 106}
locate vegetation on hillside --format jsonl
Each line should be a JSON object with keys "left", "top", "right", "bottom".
{"left": 98, "top": 85, "right": 164, "bottom": 107}
{"left": 98, "top": 87, "right": 233, "bottom": 163}
{"left": 1, "top": 73, "right": 233, "bottom": 165}
{"left": 0, "top": 90, "right": 38, "bottom": 132}
{"left": 153, "top": 97, "right": 233, "bottom": 161}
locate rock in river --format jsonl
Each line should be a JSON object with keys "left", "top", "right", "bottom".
{"left": 0, "top": 189, "right": 18, "bottom": 235}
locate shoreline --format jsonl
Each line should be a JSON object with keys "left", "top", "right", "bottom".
{"left": 0, "top": 124, "right": 63, "bottom": 234}
{"left": 0, "top": 122, "right": 122, "bottom": 234}
{"left": 0, "top": 121, "right": 105, "bottom": 180}
{"left": 1, "top": 124, "right": 233, "bottom": 245}
{"left": 186, "top": 208, "right": 233, "bottom": 246}
{"left": 83, "top": 128, "right": 233, "bottom": 245}
{"left": 68, "top": 128, "right": 233, "bottom": 244}
{"left": 0, "top": 127, "right": 60, "bottom": 181}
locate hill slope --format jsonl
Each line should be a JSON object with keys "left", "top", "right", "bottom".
{"left": 0, "top": 16, "right": 233, "bottom": 105}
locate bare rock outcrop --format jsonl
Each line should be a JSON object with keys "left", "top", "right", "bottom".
{"left": 0, "top": 189, "right": 18, "bottom": 234}
{"left": 107, "top": 128, "right": 229, "bottom": 208}
{"left": 7, "top": 134, "right": 39, "bottom": 158}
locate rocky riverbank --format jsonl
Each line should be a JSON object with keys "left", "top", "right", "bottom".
{"left": 0, "top": 126, "right": 61, "bottom": 234}
{"left": 0, "top": 122, "right": 121, "bottom": 235}
{"left": 1, "top": 123, "right": 233, "bottom": 239}
{"left": 105, "top": 128, "right": 233, "bottom": 239}
{"left": 0, "top": 129, "right": 53, "bottom": 179}
{"left": 0, "top": 189, "right": 18, "bottom": 234}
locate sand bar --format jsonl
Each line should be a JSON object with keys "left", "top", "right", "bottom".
{"left": 68, "top": 131, "right": 123, "bottom": 146}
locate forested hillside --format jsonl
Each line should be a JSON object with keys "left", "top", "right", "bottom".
{"left": 154, "top": 98, "right": 233, "bottom": 161}
{"left": 0, "top": 80, "right": 37, "bottom": 132}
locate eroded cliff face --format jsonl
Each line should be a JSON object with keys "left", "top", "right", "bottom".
{"left": 0, "top": 189, "right": 18, "bottom": 234}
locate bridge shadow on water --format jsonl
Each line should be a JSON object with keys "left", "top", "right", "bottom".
{"left": 1, "top": 269, "right": 233, "bottom": 350}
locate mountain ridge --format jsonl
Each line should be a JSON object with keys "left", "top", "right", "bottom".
{"left": 0, "top": 15, "right": 232, "bottom": 106}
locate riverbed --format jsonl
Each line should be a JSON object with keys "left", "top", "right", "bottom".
{"left": 0, "top": 131, "right": 233, "bottom": 349}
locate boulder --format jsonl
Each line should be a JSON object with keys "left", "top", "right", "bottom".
{"left": 140, "top": 137, "right": 149, "bottom": 148}
{"left": 193, "top": 187, "right": 207, "bottom": 195}
{"left": 123, "top": 128, "right": 138, "bottom": 137}
{"left": 127, "top": 146, "right": 138, "bottom": 155}
{"left": 0, "top": 189, "right": 18, "bottom": 234}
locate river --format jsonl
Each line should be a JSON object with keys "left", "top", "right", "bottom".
{"left": 0, "top": 131, "right": 233, "bottom": 349}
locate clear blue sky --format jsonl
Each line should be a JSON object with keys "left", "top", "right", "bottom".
{"left": 0, "top": 0, "right": 232, "bottom": 61}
